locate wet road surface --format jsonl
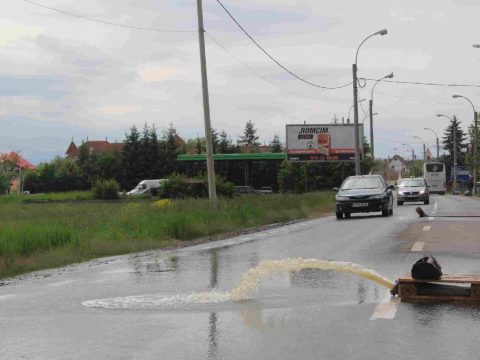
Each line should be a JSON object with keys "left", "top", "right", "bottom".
{"left": 2, "top": 195, "right": 480, "bottom": 359}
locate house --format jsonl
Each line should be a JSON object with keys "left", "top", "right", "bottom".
{"left": 0, "top": 152, "right": 36, "bottom": 193}
{"left": 2, "top": 152, "right": 36, "bottom": 171}
{"left": 66, "top": 135, "right": 186, "bottom": 159}
{"left": 66, "top": 140, "right": 125, "bottom": 159}
{"left": 425, "top": 148, "right": 432, "bottom": 162}
{"left": 387, "top": 154, "right": 407, "bottom": 180}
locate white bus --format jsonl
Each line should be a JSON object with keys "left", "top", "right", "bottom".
{"left": 423, "top": 162, "right": 446, "bottom": 195}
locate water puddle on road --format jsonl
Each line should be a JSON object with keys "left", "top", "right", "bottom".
{"left": 82, "top": 257, "right": 394, "bottom": 310}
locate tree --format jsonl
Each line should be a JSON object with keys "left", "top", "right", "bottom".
{"left": 121, "top": 125, "right": 142, "bottom": 190}
{"left": 442, "top": 115, "right": 467, "bottom": 168}
{"left": 239, "top": 120, "right": 259, "bottom": 146}
{"left": 0, "top": 172, "right": 9, "bottom": 194}
{"left": 162, "top": 123, "right": 179, "bottom": 176}
{"left": 270, "top": 134, "right": 283, "bottom": 152}
{"left": 466, "top": 120, "right": 480, "bottom": 179}
{"left": 218, "top": 130, "right": 234, "bottom": 154}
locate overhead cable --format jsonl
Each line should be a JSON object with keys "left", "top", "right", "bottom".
{"left": 214, "top": 0, "right": 352, "bottom": 90}
{"left": 23, "top": 0, "right": 195, "bottom": 33}
{"left": 366, "top": 78, "right": 480, "bottom": 88}
{"left": 205, "top": 31, "right": 326, "bottom": 101}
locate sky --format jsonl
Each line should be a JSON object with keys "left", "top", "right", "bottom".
{"left": 2, "top": 0, "right": 480, "bottom": 164}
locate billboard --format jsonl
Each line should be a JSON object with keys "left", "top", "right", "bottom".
{"left": 286, "top": 124, "right": 364, "bottom": 162}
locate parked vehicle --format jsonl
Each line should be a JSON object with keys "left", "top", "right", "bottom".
{"left": 334, "top": 175, "right": 395, "bottom": 219}
{"left": 396, "top": 177, "right": 429, "bottom": 205}
{"left": 254, "top": 186, "right": 273, "bottom": 195}
{"left": 235, "top": 186, "right": 255, "bottom": 195}
{"left": 127, "top": 179, "right": 166, "bottom": 195}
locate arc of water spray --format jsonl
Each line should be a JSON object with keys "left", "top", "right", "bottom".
{"left": 230, "top": 258, "right": 394, "bottom": 301}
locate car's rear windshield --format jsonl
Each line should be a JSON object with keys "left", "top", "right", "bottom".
{"left": 341, "top": 177, "right": 384, "bottom": 190}
{"left": 400, "top": 179, "right": 425, "bottom": 187}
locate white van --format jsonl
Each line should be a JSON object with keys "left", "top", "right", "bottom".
{"left": 127, "top": 179, "right": 166, "bottom": 195}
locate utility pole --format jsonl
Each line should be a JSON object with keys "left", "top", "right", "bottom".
{"left": 474, "top": 111, "right": 478, "bottom": 194}
{"left": 196, "top": 0, "right": 217, "bottom": 209}
{"left": 352, "top": 63, "right": 361, "bottom": 175}
{"left": 369, "top": 99, "right": 374, "bottom": 160}
{"left": 453, "top": 121, "right": 458, "bottom": 194}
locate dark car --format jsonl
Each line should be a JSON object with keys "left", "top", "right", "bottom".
{"left": 396, "top": 177, "right": 429, "bottom": 205}
{"left": 334, "top": 175, "right": 395, "bottom": 219}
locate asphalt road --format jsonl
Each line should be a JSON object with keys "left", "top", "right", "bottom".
{"left": 2, "top": 194, "right": 480, "bottom": 359}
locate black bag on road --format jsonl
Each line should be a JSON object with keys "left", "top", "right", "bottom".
{"left": 411, "top": 255, "right": 442, "bottom": 280}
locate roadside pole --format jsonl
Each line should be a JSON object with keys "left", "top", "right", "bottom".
{"left": 196, "top": 0, "right": 217, "bottom": 210}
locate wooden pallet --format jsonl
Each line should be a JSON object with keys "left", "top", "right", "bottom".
{"left": 398, "top": 274, "right": 480, "bottom": 303}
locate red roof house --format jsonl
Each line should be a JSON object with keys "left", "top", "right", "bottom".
{"left": 66, "top": 140, "right": 125, "bottom": 159}
{"left": 2, "top": 152, "right": 36, "bottom": 170}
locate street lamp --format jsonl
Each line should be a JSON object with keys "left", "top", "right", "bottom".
{"left": 402, "top": 143, "right": 415, "bottom": 161}
{"left": 347, "top": 98, "right": 366, "bottom": 123}
{"left": 369, "top": 72, "right": 394, "bottom": 160}
{"left": 424, "top": 127, "right": 439, "bottom": 161}
{"left": 413, "top": 136, "right": 426, "bottom": 161}
{"left": 452, "top": 94, "right": 477, "bottom": 194}
{"left": 352, "top": 29, "right": 388, "bottom": 175}
{"left": 437, "top": 114, "right": 457, "bottom": 193}
{"left": 473, "top": 44, "right": 480, "bottom": 48}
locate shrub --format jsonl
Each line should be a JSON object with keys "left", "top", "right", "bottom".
{"left": 215, "top": 176, "right": 235, "bottom": 197}
{"left": 160, "top": 174, "right": 191, "bottom": 198}
{"left": 92, "top": 179, "right": 120, "bottom": 200}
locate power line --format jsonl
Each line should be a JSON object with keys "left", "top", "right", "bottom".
{"left": 205, "top": 31, "right": 326, "bottom": 101}
{"left": 214, "top": 0, "right": 352, "bottom": 90}
{"left": 365, "top": 78, "right": 480, "bottom": 88}
{"left": 23, "top": 0, "right": 195, "bottom": 33}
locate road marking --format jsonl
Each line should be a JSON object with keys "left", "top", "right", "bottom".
{"left": 0, "top": 294, "right": 16, "bottom": 301}
{"left": 422, "top": 225, "right": 431, "bottom": 231}
{"left": 428, "top": 217, "right": 434, "bottom": 221}
{"left": 411, "top": 241, "right": 425, "bottom": 252}
{"left": 370, "top": 294, "right": 400, "bottom": 320}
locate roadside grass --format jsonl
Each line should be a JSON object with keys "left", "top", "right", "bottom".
{"left": 0, "top": 191, "right": 335, "bottom": 279}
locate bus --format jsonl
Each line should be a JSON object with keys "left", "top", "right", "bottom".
{"left": 423, "top": 162, "right": 446, "bottom": 194}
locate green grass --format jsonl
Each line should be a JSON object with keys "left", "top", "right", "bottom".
{"left": 0, "top": 192, "right": 335, "bottom": 279}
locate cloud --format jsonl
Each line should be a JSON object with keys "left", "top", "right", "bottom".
{"left": 97, "top": 105, "right": 142, "bottom": 116}
{"left": 0, "top": 19, "right": 43, "bottom": 46}
{"left": 138, "top": 66, "right": 187, "bottom": 83}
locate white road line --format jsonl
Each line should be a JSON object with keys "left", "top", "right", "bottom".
{"left": 422, "top": 225, "right": 431, "bottom": 231}
{"left": 411, "top": 241, "right": 425, "bottom": 252}
{"left": 370, "top": 295, "right": 401, "bottom": 320}
{"left": 0, "top": 294, "right": 16, "bottom": 301}
{"left": 428, "top": 217, "right": 434, "bottom": 221}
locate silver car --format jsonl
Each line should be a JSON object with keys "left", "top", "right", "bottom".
{"left": 396, "top": 178, "right": 429, "bottom": 205}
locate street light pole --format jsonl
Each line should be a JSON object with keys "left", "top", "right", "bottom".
{"left": 453, "top": 94, "right": 477, "bottom": 195}
{"left": 413, "top": 136, "right": 426, "bottom": 161}
{"left": 347, "top": 99, "right": 365, "bottom": 124}
{"left": 424, "top": 127, "right": 439, "bottom": 161}
{"left": 369, "top": 72, "right": 394, "bottom": 160}
{"left": 352, "top": 29, "right": 388, "bottom": 175}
